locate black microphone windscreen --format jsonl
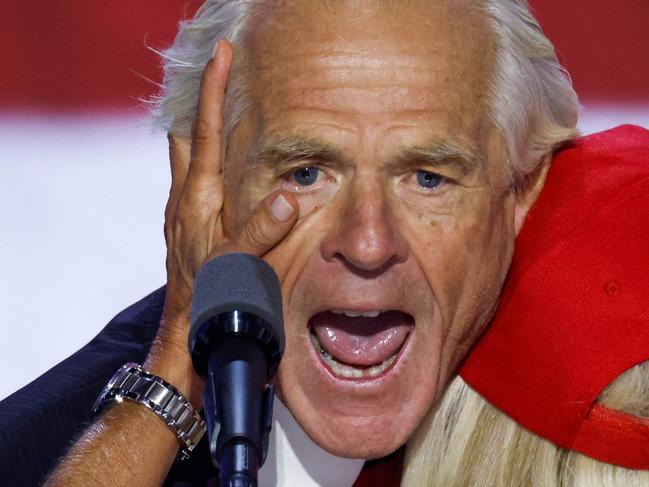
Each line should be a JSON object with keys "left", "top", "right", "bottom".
{"left": 189, "top": 253, "right": 285, "bottom": 351}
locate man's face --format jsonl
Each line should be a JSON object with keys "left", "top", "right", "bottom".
{"left": 221, "top": 0, "right": 524, "bottom": 458}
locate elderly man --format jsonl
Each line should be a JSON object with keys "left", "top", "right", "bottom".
{"left": 1, "top": 0, "right": 578, "bottom": 485}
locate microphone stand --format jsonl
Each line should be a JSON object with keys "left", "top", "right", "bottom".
{"left": 188, "top": 253, "right": 284, "bottom": 487}
{"left": 195, "top": 312, "right": 277, "bottom": 487}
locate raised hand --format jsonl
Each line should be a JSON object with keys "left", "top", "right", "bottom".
{"left": 43, "top": 40, "right": 301, "bottom": 487}
{"left": 147, "top": 40, "right": 299, "bottom": 405}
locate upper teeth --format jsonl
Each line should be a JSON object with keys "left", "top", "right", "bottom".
{"left": 331, "top": 309, "right": 384, "bottom": 318}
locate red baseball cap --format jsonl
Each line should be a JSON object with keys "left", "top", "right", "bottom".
{"left": 460, "top": 125, "right": 649, "bottom": 469}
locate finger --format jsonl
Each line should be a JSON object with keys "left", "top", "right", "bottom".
{"left": 168, "top": 133, "right": 191, "bottom": 193}
{"left": 165, "top": 134, "right": 192, "bottom": 231}
{"left": 188, "top": 39, "right": 234, "bottom": 179}
{"left": 227, "top": 192, "right": 300, "bottom": 256}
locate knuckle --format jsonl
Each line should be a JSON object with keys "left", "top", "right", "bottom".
{"left": 167, "top": 133, "right": 178, "bottom": 152}
{"left": 242, "top": 217, "right": 274, "bottom": 251}
{"left": 163, "top": 221, "right": 172, "bottom": 244}
{"left": 164, "top": 209, "right": 173, "bottom": 229}
{"left": 164, "top": 195, "right": 177, "bottom": 219}
{"left": 174, "top": 196, "right": 194, "bottom": 220}
{"left": 164, "top": 205, "right": 179, "bottom": 242}
{"left": 192, "top": 117, "right": 219, "bottom": 142}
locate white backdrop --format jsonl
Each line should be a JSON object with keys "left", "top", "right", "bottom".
{"left": 1, "top": 105, "right": 648, "bottom": 401}
{"left": 0, "top": 114, "right": 169, "bottom": 400}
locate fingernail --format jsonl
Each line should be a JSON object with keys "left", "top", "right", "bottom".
{"left": 270, "top": 194, "right": 295, "bottom": 222}
{"left": 211, "top": 39, "right": 221, "bottom": 59}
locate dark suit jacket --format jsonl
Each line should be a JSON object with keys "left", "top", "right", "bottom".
{"left": 0, "top": 287, "right": 217, "bottom": 486}
{"left": 0, "top": 288, "right": 404, "bottom": 487}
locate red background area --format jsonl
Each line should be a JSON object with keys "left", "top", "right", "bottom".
{"left": 2, "top": 1, "right": 648, "bottom": 111}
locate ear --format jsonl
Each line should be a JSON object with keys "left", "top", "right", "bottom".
{"left": 513, "top": 155, "right": 551, "bottom": 236}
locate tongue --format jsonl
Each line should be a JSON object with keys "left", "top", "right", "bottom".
{"left": 310, "top": 311, "right": 413, "bottom": 367}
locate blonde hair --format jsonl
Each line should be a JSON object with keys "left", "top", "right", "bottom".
{"left": 402, "top": 362, "right": 649, "bottom": 487}
{"left": 152, "top": 0, "right": 578, "bottom": 183}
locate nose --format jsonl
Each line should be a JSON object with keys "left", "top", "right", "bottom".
{"left": 320, "top": 175, "right": 409, "bottom": 273}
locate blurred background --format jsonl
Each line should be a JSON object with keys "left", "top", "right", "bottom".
{"left": 1, "top": 1, "right": 648, "bottom": 400}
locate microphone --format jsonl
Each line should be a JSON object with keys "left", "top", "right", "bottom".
{"left": 188, "top": 253, "right": 285, "bottom": 487}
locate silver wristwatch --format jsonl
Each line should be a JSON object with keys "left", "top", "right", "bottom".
{"left": 92, "top": 362, "right": 206, "bottom": 460}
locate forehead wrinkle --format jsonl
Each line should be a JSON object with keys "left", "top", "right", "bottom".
{"left": 247, "top": 2, "right": 494, "bottom": 90}
{"left": 273, "top": 88, "right": 455, "bottom": 116}
{"left": 259, "top": 47, "right": 460, "bottom": 96}
{"left": 264, "top": 48, "right": 440, "bottom": 71}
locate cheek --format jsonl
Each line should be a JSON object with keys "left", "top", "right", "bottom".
{"left": 221, "top": 172, "right": 252, "bottom": 237}
{"left": 442, "top": 194, "right": 515, "bottom": 353}
{"left": 286, "top": 186, "right": 340, "bottom": 218}
{"left": 397, "top": 189, "right": 515, "bottom": 333}
{"left": 221, "top": 118, "right": 267, "bottom": 236}
{"left": 221, "top": 166, "right": 276, "bottom": 237}
{"left": 393, "top": 192, "right": 487, "bottom": 284}
{"left": 223, "top": 167, "right": 340, "bottom": 238}
{"left": 264, "top": 202, "right": 337, "bottom": 304}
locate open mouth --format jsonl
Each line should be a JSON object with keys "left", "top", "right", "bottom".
{"left": 308, "top": 309, "right": 415, "bottom": 379}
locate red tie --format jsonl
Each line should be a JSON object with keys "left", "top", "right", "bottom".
{"left": 352, "top": 448, "right": 404, "bottom": 487}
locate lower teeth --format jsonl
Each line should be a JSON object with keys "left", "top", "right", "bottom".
{"left": 309, "top": 332, "right": 398, "bottom": 378}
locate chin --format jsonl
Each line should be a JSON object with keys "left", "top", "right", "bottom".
{"left": 275, "top": 305, "right": 442, "bottom": 459}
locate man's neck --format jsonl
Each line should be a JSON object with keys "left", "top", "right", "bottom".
{"left": 259, "top": 399, "right": 366, "bottom": 487}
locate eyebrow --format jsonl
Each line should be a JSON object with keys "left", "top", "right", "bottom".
{"left": 251, "top": 135, "right": 480, "bottom": 174}
{"left": 400, "top": 140, "right": 481, "bottom": 175}
{"left": 252, "top": 136, "right": 347, "bottom": 167}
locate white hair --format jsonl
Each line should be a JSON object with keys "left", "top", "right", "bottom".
{"left": 152, "top": 0, "right": 256, "bottom": 142}
{"left": 152, "top": 0, "right": 578, "bottom": 183}
{"left": 481, "top": 0, "right": 579, "bottom": 181}
{"left": 402, "top": 361, "right": 649, "bottom": 486}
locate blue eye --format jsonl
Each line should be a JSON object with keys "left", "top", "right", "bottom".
{"left": 416, "top": 171, "right": 443, "bottom": 189}
{"left": 292, "top": 167, "right": 320, "bottom": 186}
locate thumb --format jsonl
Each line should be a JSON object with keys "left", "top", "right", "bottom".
{"left": 229, "top": 191, "right": 299, "bottom": 256}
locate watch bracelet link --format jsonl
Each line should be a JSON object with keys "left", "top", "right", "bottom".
{"left": 92, "top": 362, "right": 206, "bottom": 460}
